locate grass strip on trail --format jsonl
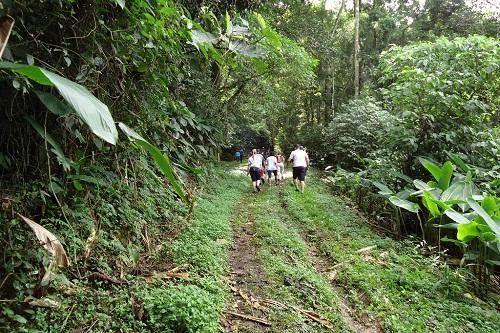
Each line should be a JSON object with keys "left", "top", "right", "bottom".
{"left": 281, "top": 172, "right": 500, "bottom": 333}
{"left": 241, "top": 184, "right": 346, "bottom": 332}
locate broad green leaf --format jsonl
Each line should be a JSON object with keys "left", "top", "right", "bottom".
{"left": 446, "top": 151, "right": 470, "bottom": 173}
{"left": 114, "top": 0, "right": 125, "bottom": 9}
{"left": 441, "top": 236, "right": 465, "bottom": 246}
{"left": 25, "top": 116, "right": 71, "bottom": 171}
{"left": 73, "top": 180, "right": 83, "bottom": 191}
{"left": 457, "top": 222, "right": 480, "bottom": 242}
{"left": 438, "top": 161, "right": 453, "bottom": 190}
{"left": 467, "top": 198, "right": 500, "bottom": 237}
{"left": 191, "top": 30, "right": 218, "bottom": 45}
{"left": 419, "top": 157, "right": 441, "bottom": 182}
{"left": 1, "top": 61, "right": 118, "bottom": 144}
{"left": 225, "top": 12, "right": 232, "bottom": 35}
{"left": 391, "top": 171, "right": 413, "bottom": 183}
{"left": 479, "top": 232, "right": 496, "bottom": 242}
{"left": 389, "top": 196, "right": 419, "bottom": 213}
{"left": 34, "top": 90, "right": 72, "bottom": 116}
{"left": 444, "top": 209, "right": 470, "bottom": 224}
{"left": 231, "top": 25, "right": 250, "bottom": 36}
{"left": 481, "top": 196, "right": 497, "bottom": 215}
{"left": 40, "top": 69, "right": 118, "bottom": 145}
{"left": 441, "top": 180, "right": 477, "bottom": 212}
{"left": 255, "top": 13, "right": 267, "bottom": 30}
{"left": 228, "top": 40, "right": 262, "bottom": 58}
{"left": 396, "top": 189, "right": 411, "bottom": 200}
{"left": 414, "top": 179, "right": 432, "bottom": 190}
{"left": 423, "top": 191, "right": 440, "bottom": 217}
{"left": 372, "top": 181, "right": 393, "bottom": 196}
{"left": 0, "top": 61, "right": 52, "bottom": 85}
{"left": 118, "top": 123, "right": 186, "bottom": 202}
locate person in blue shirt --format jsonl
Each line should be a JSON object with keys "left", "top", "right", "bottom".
{"left": 239, "top": 149, "right": 244, "bottom": 163}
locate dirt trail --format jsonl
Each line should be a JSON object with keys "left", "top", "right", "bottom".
{"left": 222, "top": 198, "right": 271, "bottom": 333}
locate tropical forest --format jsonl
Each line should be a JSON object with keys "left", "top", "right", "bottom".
{"left": 0, "top": 0, "right": 499, "bottom": 332}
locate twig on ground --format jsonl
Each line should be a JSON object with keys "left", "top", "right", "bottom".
{"left": 224, "top": 311, "right": 271, "bottom": 326}
{"left": 262, "top": 299, "right": 334, "bottom": 329}
{"left": 61, "top": 304, "right": 76, "bottom": 331}
{"left": 356, "top": 245, "right": 377, "bottom": 253}
{"left": 169, "top": 263, "right": 189, "bottom": 273}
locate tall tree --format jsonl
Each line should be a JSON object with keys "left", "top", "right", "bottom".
{"left": 354, "top": 0, "right": 360, "bottom": 97}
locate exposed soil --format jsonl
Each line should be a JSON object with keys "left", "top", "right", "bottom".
{"left": 222, "top": 199, "right": 271, "bottom": 333}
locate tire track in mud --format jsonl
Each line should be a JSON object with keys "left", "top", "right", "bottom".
{"left": 278, "top": 187, "right": 383, "bottom": 333}
{"left": 222, "top": 195, "right": 271, "bottom": 333}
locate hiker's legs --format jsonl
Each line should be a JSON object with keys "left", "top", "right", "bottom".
{"left": 250, "top": 167, "right": 261, "bottom": 192}
{"left": 298, "top": 167, "right": 306, "bottom": 193}
{"left": 292, "top": 167, "right": 300, "bottom": 190}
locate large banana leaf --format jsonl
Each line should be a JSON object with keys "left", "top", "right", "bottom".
{"left": 389, "top": 196, "right": 419, "bottom": 213}
{"left": 467, "top": 198, "right": 500, "bottom": 237}
{"left": 0, "top": 61, "right": 118, "bottom": 144}
{"left": 419, "top": 158, "right": 442, "bottom": 183}
{"left": 441, "top": 180, "right": 478, "bottom": 211}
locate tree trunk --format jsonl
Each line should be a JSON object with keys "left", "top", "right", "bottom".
{"left": 354, "top": 0, "right": 360, "bottom": 97}
{"left": 331, "top": 66, "right": 335, "bottom": 117}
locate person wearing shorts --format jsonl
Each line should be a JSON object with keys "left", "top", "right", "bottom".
{"left": 266, "top": 152, "right": 278, "bottom": 186}
{"left": 247, "top": 149, "right": 265, "bottom": 192}
{"left": 288, "top": 144, "right": 309, "bottom": 193}
{"left": 276, "top": 152, "right": 285, "bottom": 183}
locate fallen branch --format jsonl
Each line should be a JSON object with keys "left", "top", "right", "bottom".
{"left": 230, "top": 285, "right": 267, "bottom": 310}
{"left": 224, "top": 311, "right": 271, "bottom": 326}
{"left": 356, "top": 245, "right": 377, "bottom": 253}
{"left": 262, "top": 299, "right": 334, "bottom": 329}
{"left": 169, "top": 263, "right": 189, "bottom": 273}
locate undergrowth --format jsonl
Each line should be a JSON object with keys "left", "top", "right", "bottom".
{"left": 0, "top": 162, "right": 247, "bottom": 332}
{"left": 282, "top": 172, "right": 500, "bottom": 333}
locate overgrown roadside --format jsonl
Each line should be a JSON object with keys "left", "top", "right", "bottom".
{"left": 281, "top": 171, "right": 500, "bottom": 332}
{"left": 17, "top": 165, "right": 249, "bottom": 332}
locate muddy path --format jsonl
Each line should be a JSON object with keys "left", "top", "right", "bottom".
{"left": 222, "top": 196, "right": 271, "bottom": 332}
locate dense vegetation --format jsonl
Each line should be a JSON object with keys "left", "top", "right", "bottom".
{"left": 0, "top": 0, "right": 498, "bottom": 331}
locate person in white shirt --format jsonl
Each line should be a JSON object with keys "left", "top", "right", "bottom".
{"left": 288, "top": 144, "right": 309, "bottom": 193}
{"left": 266, "top": 152, "right": 278, "bottom": 186}
{"left": 247, "top": 149, "right": 265, "bottom": 192}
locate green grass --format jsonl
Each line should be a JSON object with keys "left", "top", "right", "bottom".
{"left": 247, "top": 186, "right": 345, "bottom": 332}
{"left": 138, "top": 166, "right": 248, "bottom": 332}
{"left": 281, "top": 173, "right": 500, "bottom": 333}
{"left": 15, "top": 164, "right": 499, "bottom": 332}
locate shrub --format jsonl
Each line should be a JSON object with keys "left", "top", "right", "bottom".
{"left": 140, "top": 285, "right": 221, "bottom": 333}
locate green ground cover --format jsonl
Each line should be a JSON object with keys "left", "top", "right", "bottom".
{"left": 282, "top": 172, "right": 500, "bottom": 333}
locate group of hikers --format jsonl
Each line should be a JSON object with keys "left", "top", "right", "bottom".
{"left": 245, "top": 144, "right": 310, "bottom": 193}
